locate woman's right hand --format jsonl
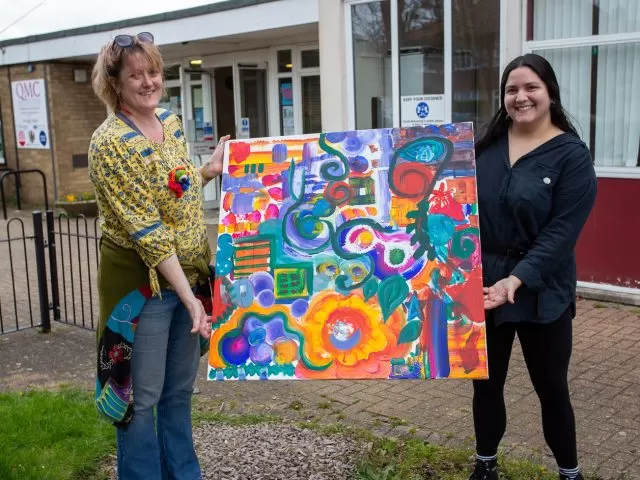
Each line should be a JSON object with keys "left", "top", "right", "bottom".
{"left": 185, "top": 298, "right": 211, "bottom": 339}
{"left": 483, "top": 275, "right": 523, "bottom": 310}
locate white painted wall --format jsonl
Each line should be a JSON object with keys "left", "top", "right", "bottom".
{"left": 0, "top": 0, "right": 319, "bottom": 66}
{"left": 501, "top": 0, "right": 524, "bottom": 71}
{"left": 318, "top": 0, "right": 349, "bottom": 132}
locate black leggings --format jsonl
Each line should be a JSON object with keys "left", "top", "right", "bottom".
{"left": 472, "top": 309, "right": 577, "bottom": 468}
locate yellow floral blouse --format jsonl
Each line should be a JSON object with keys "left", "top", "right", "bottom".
{"left": 88, "top": 108, "right": 211, "bottom": 295}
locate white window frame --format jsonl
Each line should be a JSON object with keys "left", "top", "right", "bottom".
{"left": 270, "top": 43, "right": 320, "bottom": 135}
{"left": 344, "top": 0, "right": 453, "bottom": 130}
{"left": 299, "top": 46, "right": 322, "bottom": 134}
{"left": 523, "top": 3, "right": 640, "bottom": 179}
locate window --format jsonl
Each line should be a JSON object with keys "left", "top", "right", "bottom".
{"left": 278, "top": 78, "right": 295, "bottom": 136}
{"left": 527, "top": 0, "right": 640, "bottom": 169}
{"left": 453, "top": 50, "right": 477, "bottom": 71}
{"left": 164, "top": 64, "right": 180, "bottom": 82}
{"left": 302, "top": 75, "right": 322, "bottom": 134}
{"left": 300, "top": 48, "right": 322, "bottom": 134}
{"left": 530, "top": 0, "right": 639, "bottom": 40}
{"left": 159, "top": 64, "right": 182, "bottom": 120}
{"left": 275, "top": 46, "right": 322, "bottom": 135}
{"left": 349, "top": 0, "right": 500, "bottom": 131}
{"left": 278, "top": 50, "right": 292, "bottom": 73}
{"left": 452, "top": 0, "right": 500, "bottom": 126}
{"left": 276, "top": 49, "right": 294, "bottom": 135}
{"left": 301, "top": 49, "right": 320, "bottom": 69}
{"left": 351, "top": 1, "right": 393, "bottom": 129}
{"left": 398, "top": 0, "right": 445, "bottom": 125}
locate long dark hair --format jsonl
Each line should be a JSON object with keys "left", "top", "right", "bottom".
{"left": 475, "top": 53, "right": 579, "bottom": 156}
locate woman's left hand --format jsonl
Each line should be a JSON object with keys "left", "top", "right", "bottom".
{"left": 201, "top": 134, "right": 231, "bottom": 182}
{"left": 483, "top": 275, "right": 523, "bottom": 310}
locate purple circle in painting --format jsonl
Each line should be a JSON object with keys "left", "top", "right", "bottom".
{"left": 247, "top": 326, "right": 266, "bottom": 346}
{"left": 250, "top": 272, "right": 274, "bottom": 293}
{"left": 221, "top": 334, "right": 250, "bottom": 365}
{"left": 325, "top": 132, "right": 347, "bottom": 143}
{"left": 264, "top": 317, "right": 286, "bottom": 344}
{"left": 242, "top": 316, "right": 263, "bottom": 336}
{"left": 290, "top": 299, "right": 309, "bottom": 317}
{"left": 358, "top": 129, "right": 377, "bottom": 144}
{"left": 250, "top": 343, "right": 273, "bottom": 365}
{"left": 343, "top": 136, "right": 363, "bottom": 154}
{"left": 257, "top": 290, "right": 275, "bottom": 308}
{"left": 349, "top": 155, "right": 369, "bottom": 173}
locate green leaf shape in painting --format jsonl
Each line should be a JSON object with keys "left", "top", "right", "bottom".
{"left": 378, "top": 275, "right": 409, "bottom": 322}
{"left": 398, "top": 320, "right": 422, "bottom": 344}
{"left": 363, "top": 278, "right": 378, "bottom": 301}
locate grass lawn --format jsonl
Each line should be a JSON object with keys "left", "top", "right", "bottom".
{"left": 354, "top": 435, "right": 559, "bottom": 480}
{"left": 0, "top": 388, "right": 606, "bottom": 480}
{"left": 0, "top": 388, "right": 114, "bottom": 480}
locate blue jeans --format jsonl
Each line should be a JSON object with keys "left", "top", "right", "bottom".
{"left": 116, "top": 290, "right": 201, "bottom": 480}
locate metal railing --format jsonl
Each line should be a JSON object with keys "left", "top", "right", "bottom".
{"left": 52, "top": 212, "right": 100, "bottom": 330}
{"left": 0, "top": 212, "right": 47, "bottom": 333}
{"left": 0, "top": 210, "right": 101, "bottom": 335}
{"left": 0, "top": 169, "right": 49, "bottom": 220}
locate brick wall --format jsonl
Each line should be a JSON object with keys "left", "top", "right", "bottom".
{"left": 0, "top": 62, "right": 105, "bottom": 206}
{"left": 48, "top": 63, "right": 106, "bottom": 199}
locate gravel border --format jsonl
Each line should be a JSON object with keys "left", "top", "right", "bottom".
{"left": 195, "top": 422, "right": 362, "bottom": 480}
{"left": 103, "top": 422, "right": 364, "bottom": 479}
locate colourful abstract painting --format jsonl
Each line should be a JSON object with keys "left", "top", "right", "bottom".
{"left": 209, "top": 124, "right": 488, "bottom": 381}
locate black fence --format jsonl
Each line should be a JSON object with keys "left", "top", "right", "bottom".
{"left": 52, "top": 212, "right": 100, "bottom": 330}
{"left": 0, "top": 210, "right": 100, "bottom": 335}
{"left": 0, "top": 212, "right": 50, "bottom": 334}
{"left": 0, "top": 169, "right": 50, "bottom": 220}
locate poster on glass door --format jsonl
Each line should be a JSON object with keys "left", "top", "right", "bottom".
{"left": 401, "top": 94, "right": 445, "bottom": 127}
{"left": 11, "top": 79, "right": 51, "bottom": 149}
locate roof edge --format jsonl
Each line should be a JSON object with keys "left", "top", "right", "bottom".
{"left": 0, "top": 0, "right": 278, "bottom": 48}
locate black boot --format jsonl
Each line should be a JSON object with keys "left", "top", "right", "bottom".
{"left": 468, "top": 458, "right": 499, "bottom": 480}
{"left": 559, "top": 473, "right": 584, "bottom": 480}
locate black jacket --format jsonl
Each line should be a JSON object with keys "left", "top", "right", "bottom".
{"left": 476, "top": 132, "right": 597, "bottom": 325}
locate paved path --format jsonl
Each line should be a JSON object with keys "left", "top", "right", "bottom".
{"left": 1, "top": 299, "right": 638, "bottom": 479}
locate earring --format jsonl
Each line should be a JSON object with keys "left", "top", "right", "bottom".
{"left": 551, "top": 100, "right": 556, "bottom": 106}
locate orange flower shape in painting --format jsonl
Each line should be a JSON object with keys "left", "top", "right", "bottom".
{"left": 295, "top": 292, "right": 411, "bottom": 379}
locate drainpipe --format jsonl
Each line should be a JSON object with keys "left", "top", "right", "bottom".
{"left": 6, "top": 66, "right": 21, "bottom": 207}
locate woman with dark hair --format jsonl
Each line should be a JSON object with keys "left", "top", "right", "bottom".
{"left": 469, "top": 54, "right": 597, "bottom": 480}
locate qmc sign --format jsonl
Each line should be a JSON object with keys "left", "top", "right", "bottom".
{"left": 11, "top": 79, "right": 51, "bottom": 150}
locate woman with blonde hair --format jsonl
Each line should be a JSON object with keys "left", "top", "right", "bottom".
{"left": 89, "top": 32, "right": 229, "bottom": 479}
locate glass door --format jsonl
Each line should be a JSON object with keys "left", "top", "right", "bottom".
{"left": 184, "top": 70, "right": 219, "bottom": 205}
{"left": 237, "top": 64, "right": 268, "bottom": 139}
{"left": 212, "top": 66, "right": 236, "bottom": 140}
{"left": 159, "top": 65, "right": 182, "bottom": 121}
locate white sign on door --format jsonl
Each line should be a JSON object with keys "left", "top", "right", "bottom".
{"left": 401, "top": 94, "right": 446, "bottom": 127}
{"left": 238, "top": 117, "right": 250, "bottom": 139}
{"left": 11, "top": 79, "right": 51, "bottom": 149}
{"left": 192, "top": 142, "right": 215, "bottom": 156}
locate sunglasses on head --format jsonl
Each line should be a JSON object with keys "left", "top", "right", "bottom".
{"left": 112, "top": 32, "right": 154, "bottom": 49}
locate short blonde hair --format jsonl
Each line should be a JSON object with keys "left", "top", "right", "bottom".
{"left": 92, "top": 36, "right": 165, "bottom": 112}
